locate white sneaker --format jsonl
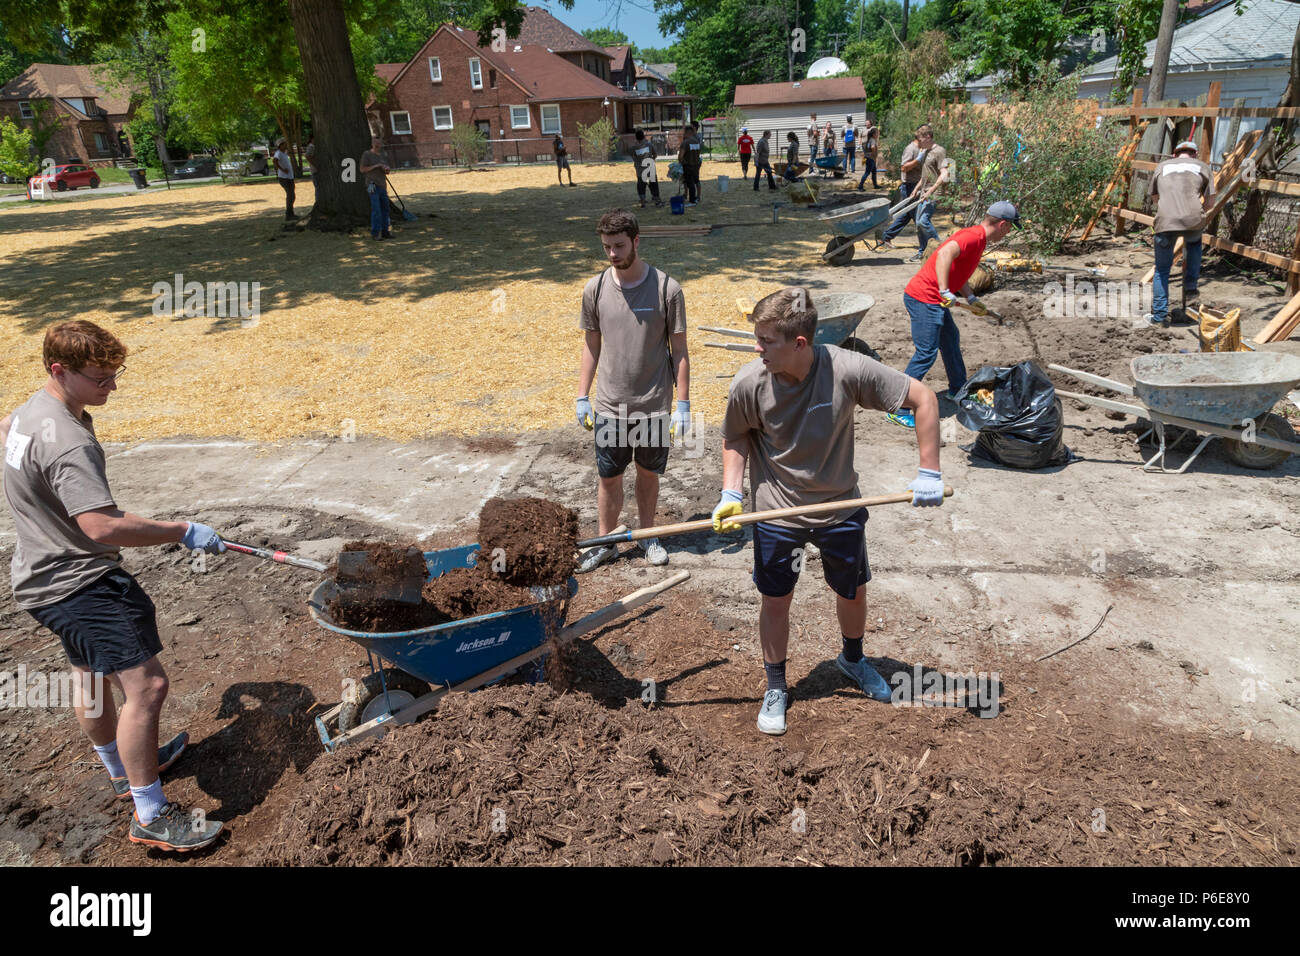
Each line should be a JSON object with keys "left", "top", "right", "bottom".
{"left": 576, "top": 545, "right": 616, "bottom": 574}
{"left": 640, "top": 538, "right": 669, "bottom": 566}
{"left": 757, "top": 689, "right": 788, "bottom": 735}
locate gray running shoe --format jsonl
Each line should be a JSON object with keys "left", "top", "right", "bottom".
{"left": 111, "top": 731, "right": 189, "bottom": 799}
{"left": 576, "top": 545, "right": 616, "bottom": 574}
{"left": 757, "top": 689, "right": 788, "bottom": 735}
{"left": 129, "top": 802, "right": 223, "bottom": 852}
{"left": 640, "top": 538, "right": 669, "bottom": 566}
{"left": 836, "top": 652, "right": 894, "bottom": 702}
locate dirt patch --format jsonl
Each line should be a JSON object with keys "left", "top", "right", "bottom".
{"left": 477, "top": 496, "right": 578, "bottom": 587}
{"left": 421, "top": 566, "right": 532, "bottom": 620}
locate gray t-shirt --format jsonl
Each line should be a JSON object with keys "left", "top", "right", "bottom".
{"left": 579, "top": 265, "right": 687, "bottom": 418}
{"left": 900, "top": 141, "right": 922, "bottom": 184}
{"left": 1152, "top": 155, "right": 1214, "bottom": 233}
{"left": 723, "top": 345, "right": 911, "bottom": 528}
{"left": 4, "top": 389, "right": 122, "bottom": 609}
{"left": 360, "top": 149, "right": 387, "bottom": 187}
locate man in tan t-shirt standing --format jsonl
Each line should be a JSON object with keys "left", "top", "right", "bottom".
{"left": 576, "top": 209, "right": 690, "bottom": 571}
{"left": 907, "top": 143, "right": 951, "bottom": 262}
{"left": 360, "top": 135, "right": 392, "bottom": 241}
{"left": 1, "top": 320, "right": 225, "bottom": 851}
{"left": 878, "top": 124, "right": 934, "bottom": 248}
{"left": 712, "top": 288, "right": 943, "bottom": 735}
{"left": 1147, "top": 139, "right": 1214, "bottom": 326}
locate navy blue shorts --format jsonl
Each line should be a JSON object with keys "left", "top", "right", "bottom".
{"left": 593, "top": 413, "right": 670, "bottom": 478}
{"left": 752, "top": 507, "right": 870, "bottom": 599}
{"left": 28, "top": 568, "right": 163, "bottom": 675}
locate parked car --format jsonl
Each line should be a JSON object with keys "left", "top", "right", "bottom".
{"left": 218, "top": 149, "right": 272, "bottom": 181}
{"left": 39, "top": 164, "right": 100, "bottom": 191}
{"left": 173, "top": 157, "right": 218, "bottom": 179}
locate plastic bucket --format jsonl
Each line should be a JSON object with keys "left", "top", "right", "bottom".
{"left": 670, "top": 195, "right": 684, "bottom": 214}
{"left": 717, "top": 175, "right": 730, "bottom": 193}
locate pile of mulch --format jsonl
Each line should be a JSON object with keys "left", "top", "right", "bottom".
{"left": 250, "top": 683, "right": 1299, "bottom": 867}
{"left": 421, "top": 566, "right": 532, "bottom": 620}
{"left": 477, "top": 497, "right": 577, "bottom": 587}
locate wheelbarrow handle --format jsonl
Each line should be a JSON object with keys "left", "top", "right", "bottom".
{"left": 577, "top": 487, "right": 954, "bottom": 548}
{"left": 224, "top": 541, "right": 328, "bottom": 573}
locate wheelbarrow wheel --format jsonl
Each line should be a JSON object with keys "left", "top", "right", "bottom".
{"left": 339, "top": 668, "right": 432, "bottom": 732}
{"left": 1222, "top": 413, "right": 1297, "bottom": 470}
{"left": 824, "top": 237, "right": 855, "bottom": 266}
{"left": 842, "top": 337, "right": 881, "bottom": 361}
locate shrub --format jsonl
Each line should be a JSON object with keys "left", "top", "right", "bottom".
{"left": 448, "top": 123, "right": 489, "bottom": 168}
{"left": 577, "top": 116, "right": 619, "bottom": 163}
{"left": 714, "top": 108, "right": 748, "bottom": 161}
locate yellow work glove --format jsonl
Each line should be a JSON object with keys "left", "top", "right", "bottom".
{"left": 938, "top": 288, "right": 957, "bottom": 309}
{"left": 712, "top": 490, "right": 744, "bottom": 533}
{"left": 966, "top": 296, "right": 989, "bottom": 316}
{"left": 575, "top": 396, "right": 594, "bottom": 430}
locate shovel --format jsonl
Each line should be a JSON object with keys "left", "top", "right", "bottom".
{"left": 224, "top": 539, "right": 425, "bottom": 606}
{"left": 577, "top": 487, "right": 953, "bottom": 549}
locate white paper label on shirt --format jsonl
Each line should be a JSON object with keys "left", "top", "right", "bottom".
{"left": 5, "top": 427, "right": 32, "bottom": 469}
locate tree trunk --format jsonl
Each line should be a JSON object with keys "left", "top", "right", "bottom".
{"left": 902, "top": 0, "right": 910, "bottom": 41}
{"left": 1279, "top": 17, "right": 1300, "bottom": 108}
{"left": 286, "top": 0, "right": 371, "bottom": 229}
{"left": 1147, "top": 0, "right": 1179, "bottom": 103}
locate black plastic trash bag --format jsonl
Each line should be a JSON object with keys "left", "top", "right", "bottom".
{"left": 954, "top": 361, "right": 1070, "bottom": 469}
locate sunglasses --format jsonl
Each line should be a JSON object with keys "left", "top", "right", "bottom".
{"left": 70, "top": 366, "right": 126, "bottom": 388}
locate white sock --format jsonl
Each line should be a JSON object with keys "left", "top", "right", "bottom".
{"left": 129, "top": 779, "right": 167, "bottom": 826}
{"left": 93, "top": 741, "right": 126, "bottom": 779}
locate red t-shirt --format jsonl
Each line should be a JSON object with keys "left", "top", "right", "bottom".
{"left": 738, "top": 134, "right": 754, "bottom": 154}
{"left": 904, "top": 225, "right": 988, "bottom": 305}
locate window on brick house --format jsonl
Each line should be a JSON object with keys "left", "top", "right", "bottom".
{"left": 469, "top": 58, "right": 482, "bottom": 89}
{"left": 390, "top": 111, "right": 412, "bottom": 136}
{"left": 489, "top": 69, "right": 496, "bottom": 89}
{"left": 19, "top": 101, "right": 33, "bottom": 119}
{"left": 540, "top": 104, "right": 561, "bottom": 135}
{"left": 433, "top": 106, "right": 453, "bottom": 130}
{"left": 429, "top": 57, "right": 441, "bottom": 82}
{"left": 510, "top": 105, "right": 530, "bottom": 130}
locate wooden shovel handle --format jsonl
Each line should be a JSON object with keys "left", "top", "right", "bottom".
{"left": 577, "top": 486, "right": 954, "bottom": 548}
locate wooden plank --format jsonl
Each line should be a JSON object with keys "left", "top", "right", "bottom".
{"left": 1105, "top": 207, "right": 1300, "bottom": 271}
{"left": 1253, "top": 292, "right": 1300, "bottom": 343}
{"left": 1097, "top": 106, "right": 1300, "bottom": 119}
{"left": 1200, "top": 82, "right": 1220, "bottom": 158}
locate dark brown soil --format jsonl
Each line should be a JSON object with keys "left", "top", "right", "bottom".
{"left": 328, "top": 597, "right": 450, "bottom": 633}
{"left": 477, "top": 496, "right": 578, "bottom": 587}
{"left": 421, "top": 566, "right": 532, "bottom": 620}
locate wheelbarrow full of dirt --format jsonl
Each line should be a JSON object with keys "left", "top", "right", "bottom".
{"left": 307, "top": 544, "right": 689, "bottom": 750}
{"left": 1050, "top": 352, "right": 1300, "bottom": 473}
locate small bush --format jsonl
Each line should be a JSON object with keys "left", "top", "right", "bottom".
{"left": 714, "top": 108, "right": 748, "bottom": 161}
{"left": 577, "top": 117, "right": 619, "bottom": 163}
{"left": 449, "top": 124, "right": 489, "bottom": 168}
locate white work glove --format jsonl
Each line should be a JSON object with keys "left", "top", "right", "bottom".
{"left": 670, "top": 400, "right": 690, "bottom": 440}
{"left": 182, "top": 521, "right": 227, "bottom": 554}
{"left": 576, "top": 396, "right": 594, "bottom": 430}
{"left": 938, "top": 288, "right": 957, "bottom": 308}
{"left": 907, "top": 469, "right": 944, "bottom": 508}
{"left": 712, "top": 490, "right": 744, "bottom": 533}
{"left": 966, "top": 295, "right": 988, "bottom": 316}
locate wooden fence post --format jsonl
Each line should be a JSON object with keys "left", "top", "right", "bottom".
{"left": 1115, "top": 88, "right": 1143, "bottom": 236}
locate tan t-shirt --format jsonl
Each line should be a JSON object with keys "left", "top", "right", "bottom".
{"left": 579, "top": 265, "right": 687, "bottom": 418}
{"left": 1152, "top": 155, "right": 1214, "bottom": 233}
{"left": 4, "top": 389, "right": 122, "bottom": 609}
{"left": 723, "top": 346, "right": 911, "bottom": 528}
{"left": 917, "top": 145, "right": 949, "bottom": 198}
{"left": 360, "top": 149, "right": 387, "bottom": 188}
{"left": 899, "top": 141, "right": 922, "bottom": 184}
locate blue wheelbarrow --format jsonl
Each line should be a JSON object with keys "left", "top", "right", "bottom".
{"left": 308, "top": 544, "right": 689, "bottom": 749}
{"left": 819, "top": 195, "right": 922, "bottom": 265}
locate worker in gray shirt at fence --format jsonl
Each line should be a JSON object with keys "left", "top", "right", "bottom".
{"left": 1, "top": 320, "right": 225, "bottom": 853}
{"left": 752, "top": 130, "right": 776, "bottom": 191}
{"left": 1147, "top": 139, "right": 1214, "bottom": 327}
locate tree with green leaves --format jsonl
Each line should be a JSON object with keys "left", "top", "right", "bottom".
{"left": 0, "top": 115, "right": 39, "bottom": 184}
{"left": 582, "top": 27, "right": 634, "bottom": 51}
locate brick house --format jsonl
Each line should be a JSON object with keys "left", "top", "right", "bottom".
{"left": 606, "top": 46, "right": 636, "bottom": 90}
{"left": 370, "top": 15, "right": 694, "bottom": 166}
{"left": 0, "top": 63, "right": 137, "bottom": 166}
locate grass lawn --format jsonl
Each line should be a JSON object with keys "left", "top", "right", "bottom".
{"left": 0, "top": 159, "right": 904, "bottom": 442}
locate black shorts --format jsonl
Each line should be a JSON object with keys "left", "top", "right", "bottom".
{"left": 593, "top": 413, "right": 670, "bottom": 478}
{"left": 28, "top": 568, "right": 162, "bottom": 675}
{"left": 752, "top": 507, "right": 870, "bottom": 599}
{"left": 556, "top": 155, "right": 570, "bottom": 169}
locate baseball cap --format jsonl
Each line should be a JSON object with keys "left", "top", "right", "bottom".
{"left": 1173, "top": 140, "right": 1198, "bottom": 155}
{"left": 741, "top": 126, "right": 748, "bottom": 132}
{"left": 986, "top": 200, "right": 1022, "bottom": 228}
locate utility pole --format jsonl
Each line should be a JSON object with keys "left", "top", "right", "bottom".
{"left": 902, "top": 0, "right": 910, "bottom": 41}
{"left": 1147, "top": 0, "right": 1180, "bottom": 102}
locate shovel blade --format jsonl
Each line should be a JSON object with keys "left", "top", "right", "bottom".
{"left": 335, "top": 548, "right": 426, "bottom": 606}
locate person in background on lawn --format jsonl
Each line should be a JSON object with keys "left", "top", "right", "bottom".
{"left": 713, "top": 288, "right": 944, "bottom": 736}
{"left": 857, "top": 117, "right": 880, "bottom": 189}
{"left": 1146, "top": 140, "right": 1214, "bottom": 327}
{"left": 632, "top": 128, "right": 662, "bottom": 208}
{"left": 576, "top": 210, "right": 690, "bottom": 572}
{"left": 752, "top": 130, "right": 777, "bottom": 191}
{"left": 907, "top": 142, "right": 951, "bottom": 263}
{"left": 554, "top": 133, "right": 574, "bottom": 186}
{"left": 889, "top": 201, "right": 1022, "bottom": 429}
{"left": 843, "top": 117, "right": 857, "bottom": 174}
{"left": 304, "top": 134, "right": 317, "bottom": 177}
{"left": 738, "top": 126, "right": 755, "bottom": 178}
{"left": 678, "top": 121, "right": 702, "bottom": 206}
{"left": 360, "top": 136, "right": 392, "bottom": 241}
{"left": 1, "top": 321, "right": 225, "bottom": 852}
{"left": 784, "top": 132, "right": 801, "bottom": 182}
{"left": 272, "top": 138, "right": 296, "bottom": 221}
{"left": 877, "top": 125, "right": 933, "bottom": 248}
{"left": 807, "top": 114, "right": 820, "bottom": 164}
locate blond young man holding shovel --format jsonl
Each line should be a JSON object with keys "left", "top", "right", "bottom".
{"left": 713, "top": 289, "right": 943, "bottom": 735}
{"left": 576, "top": 210, "right": 690, "bottom": 571}
{"left": 1, "top": 321, "right": 225, "bottom": 851}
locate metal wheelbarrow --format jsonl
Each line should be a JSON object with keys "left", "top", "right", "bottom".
{"left": 307, "top": 544, "right": 689, "bottom": 749}
{"left": 818, "top": 194, "right": 920, "bottom": 265}
{"left": 1050, "top": 352, "right": 1300, "bottom": 473}
{"left": 700, "top": 291, "right": 880, "bottom": 372}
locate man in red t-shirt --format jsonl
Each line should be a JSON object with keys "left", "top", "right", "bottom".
{"left": 738, "top": 127, "right": 755, "bottom": 178}
{"left": 888, "top": 201, "right": 1022, "bottom": 428}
